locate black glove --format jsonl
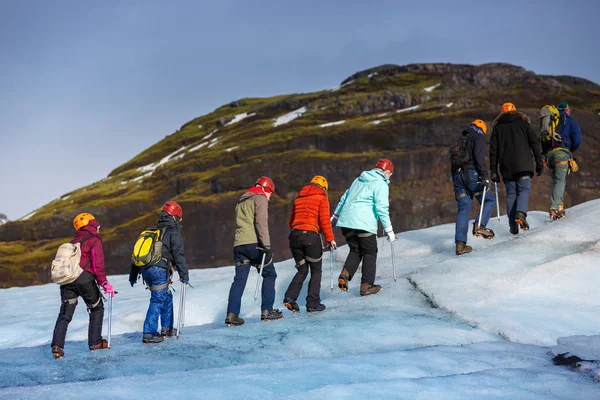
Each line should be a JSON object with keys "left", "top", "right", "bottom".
{"left": 536, "top": 161, "right": 544, "bottom": 176}
{"left": 481, "top": 176, "right": 492, "bottom": 190}
{"left": 262, "top": 246, "right": 273, "bottom": 264}
{"left": 490, "top": 172, "right": 499, "bottom": 183}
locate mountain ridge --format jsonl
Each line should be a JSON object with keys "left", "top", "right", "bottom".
{"left": 1, "top": 62, "right": 599, "bottom": 287}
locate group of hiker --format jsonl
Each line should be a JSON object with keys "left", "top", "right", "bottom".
{"left": 451, "top": 101, "right": 581, "bottom": 255}
{"left": 49, "top": 101, "right": 581, "bottom": 357}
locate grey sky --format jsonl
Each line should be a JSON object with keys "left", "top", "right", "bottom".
{"left": 1, "top": 0, "right": 598, "bottom": 219}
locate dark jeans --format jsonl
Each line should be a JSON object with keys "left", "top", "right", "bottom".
{"left": 51, "top": 271, "right": 104, "bottom": 348}
{"left": 285, "top": 230, "right": 323, "bottom": 308}
{"left": 227, "top": 244, "right": 277, "bottom": 315}
{"left": 505, "top": 176, "right": 531, "bottom": 227}
{"left": 452, "top": 169, "right": 495, "bottom": 243}
{"left": 141, "top": 266, "right": 173, "bottom": 334}
{"left": 341, "top": 228, "right": 378, "bottom": 285}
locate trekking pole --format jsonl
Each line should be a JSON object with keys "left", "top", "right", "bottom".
{"left": 495, "top": 182, "right": 500, "bottom": 221}
{"left": 254, "top": 253, "right": 267, "bottom": 301}
{"left": 107, "top": 295, "right": 113, "bottom": 349}
{"left": 330, "top": 249, "right": 334, "bottom": 291}
{"left": 478, "top": 186, "right": 487, "bottom": 228}
{"left": 391, "top": 241, "right": 397, "bottom": 283}
{"left": 176, "top": 281, "right": 185, "bottom": 339}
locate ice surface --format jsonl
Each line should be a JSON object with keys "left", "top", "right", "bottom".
{"left": 1, "top": 200, "right": 599, "bottom": 398}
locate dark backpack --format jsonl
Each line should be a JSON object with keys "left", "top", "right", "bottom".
{"left": 449, "top": 132, "right": 470, "bottom": 171}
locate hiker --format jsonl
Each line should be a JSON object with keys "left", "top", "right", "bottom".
{"left": 490, "top": 102, "right": 543, "bottom": 234}
{"left": 51, "top": 213, "right": 114, "bottom": 358}
{"left": 450, "top": 119, "right": 496, "bottom": 256}
{"left": 129, "top": 201, "right": 190, "bottom": 344}
{"left": 283, "top": 176, "right": 336, "bottom": 313}
{"left": 543, "top": 102, "right": 582, "bottom": 220}
{"left": 331, "top": 159, "right": 395, "bottom": 296}
{"left": 225, "top": 176, "right": 282, "bottom": 326}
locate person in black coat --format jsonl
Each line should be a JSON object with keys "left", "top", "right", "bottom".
{"left": 130, "top": 201, "right": 190, "bottom": 343}
{"left": 489, "top": 103, "right": 543, "bottom": 233}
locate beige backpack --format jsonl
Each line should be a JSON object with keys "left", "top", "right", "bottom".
{"left": 50, "top": 235, "right": 92, "bottom": 285}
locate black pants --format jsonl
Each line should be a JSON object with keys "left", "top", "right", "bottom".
{"left": 341, "top": 228, "right": 378, "bottom": 285}
{"left": 51, "top": 271, "right": 104, "bottom": 348}
{"left": 284, "top": 230, "right": 323, "bottom": 308}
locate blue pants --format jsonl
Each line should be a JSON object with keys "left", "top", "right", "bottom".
{"left": 227, "top": 244, "right": 277, "bottom": 315}
{"left": 505, "top": 176, "right": 531, "bottom": 227}
{"left": 453, "top": 169, "right": 495, "bottom": 244}
{"left": 141, "top": 266, "right": 173, "bottom": 334}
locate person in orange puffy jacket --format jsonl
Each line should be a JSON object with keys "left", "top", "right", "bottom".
{"left": 283, "top": 176, "right": 336, "bottom": 313}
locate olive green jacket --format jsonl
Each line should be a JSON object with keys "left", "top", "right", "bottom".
{"left": 234, "top": 189, "right": 270, "bottom": 247}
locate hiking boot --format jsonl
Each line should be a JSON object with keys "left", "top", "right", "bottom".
{"left": 283, "top": 299, "right": 300, "bottom": 313}
{"left": 261, "top": 309, "right": 283, "bottom": 321}
{"left": 472, "top": 223, "right": 495, "bottom": 239}
{"left": 225, "top": 312, "right": 245, "bottom": 326}
{"left": 306, "top": 304, "right": 326, "bottom": 313}
{"left": 509, "top": 224, "right": 519, "bottom": 235}
{"left": 142, "top": 333, "right": 164, "bottom": 344}
{"left": 455, "top": 241, "right": 472, "bottom": 256}
{"left": 360, "top": 283, "right": 381, "bottom": 296}
{"left": 161, "top": 327, "right": 177, "bottom": 337}
{"left": 338, "top": 268, "right": 350, "bottom": 292}
{"left": 550, "top": 208, "right": 566, "bottom": 220}
{"left": 52, "top": 345, "right": 64, "bottom": 359}
{"left": 89, "top": 338, "right": 109, "bottom": 351}
{"left": 515, "top": 211, "right": 530, "bottom": 231}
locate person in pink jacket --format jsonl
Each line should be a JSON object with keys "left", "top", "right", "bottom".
{"left": 51, "top": 212, "right": 114, "bottom": 358}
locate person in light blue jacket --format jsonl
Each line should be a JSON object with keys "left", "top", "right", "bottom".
{"left": 331, "top": 159, "right": 395, "bottom": 296}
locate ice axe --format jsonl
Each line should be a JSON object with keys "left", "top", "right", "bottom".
{"left": 391, "top": 240, "right": 397, "bottom": 283}
{"left": 478, "top": 186, "right": 487, "bottom": 229}
{"left": 254, "top": 253, "right": 267, "bottom": 301}
{"left": 107, "top": 295, "right": 113, "bottom": 349}
{"left": 329, "top": 249, "right": 334, "bottom": 291}
{"left": 495, "top": 182, "right": 500, "bottom": 221}
{"left": 176, "top": 281, "right": 186, "bottom": 339}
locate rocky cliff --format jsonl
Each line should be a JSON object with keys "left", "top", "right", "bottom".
{"left": 1, "top": 63, "right": 599, "bottom": 287}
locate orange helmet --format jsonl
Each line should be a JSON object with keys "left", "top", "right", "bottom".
{"left": 255, "top": 176, "right": 275, "bottom": 193}
{"left": 310, "top": 175, "right": 328, "bottom": 190}
{"left": 501, "top": 102, "right": 516, "bottom": 113}
{"left": 471, "top": 119, "right": 487, "bottom": 135}
{"left": 376, "top": 158, "right": 394, "bottom": 173}
{"left": 73, "top": 213, "right": 95, "bottom": 230}
{"left": 162, "top": 201, "right": 183, "bottom": 219}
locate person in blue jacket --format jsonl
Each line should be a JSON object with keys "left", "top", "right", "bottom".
{"left": 544, "top": 102, "right": 582, "bottom": 220}
{"left": 331, "top": 159, "right": 395, "bottom": 296}
{"left": 129, "top": 201, "right": 190, "bottom": 344}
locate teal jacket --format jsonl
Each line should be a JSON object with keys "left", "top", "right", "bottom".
{"left": 333, "top": 169, "right": 391, "bottom": 234}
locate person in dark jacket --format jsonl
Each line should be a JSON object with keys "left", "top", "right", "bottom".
{"left": 544, "top": 102, "right": 582, "bottom": 220}
{"left": 51, "top": 212, "right": 114, "bottom": 358}
{"left": 129, "top": 201, "right": 190, "bottom": 344}
{"left": 490, "top": 102, "right": 543, "bottom": 233}
{"left": 283, "top": 176, "right": 336, "bottom": 313}
{"left": 225, "top": 176, "right": 282, "bottom": 326}
{"left": 451, "top": 119, "right": 496, "bottom": 256}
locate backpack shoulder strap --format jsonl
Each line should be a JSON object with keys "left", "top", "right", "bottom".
{"left": 77, "top": 234, "right": 94, "bottom": 245}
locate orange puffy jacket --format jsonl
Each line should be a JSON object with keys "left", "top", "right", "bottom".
{"left": 289, "top": 183, "right": 334, "bottom": 242}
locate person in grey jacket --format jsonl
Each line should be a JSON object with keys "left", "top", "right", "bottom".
{"left": 225, "top": 176, "right": 282, "bottom": 326}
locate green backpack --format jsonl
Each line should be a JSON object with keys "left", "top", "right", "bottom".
{"left": 131, "top": 227, "right": 166, "bottom": 267}
{"left": 539, "top": 105, "right": 564, "bottom": 154}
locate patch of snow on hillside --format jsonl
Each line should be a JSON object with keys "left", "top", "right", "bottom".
{"left": 0, "top": 213, "right": 8, "bottom": 225}
{"left": 132, "top": 172, "right": 152, "bottom": 183}
{"left": 368, "top": 72, "right": 378, "bottom": 78}
{"left": 396, "top": 105, "right": 420, "bottom": 113}
{"left": 446, "top": 102, "right": 454, "bottom": 108}
{"left": 21, "top": 211, "right": 36, "bottom": 221}
{"left": 225, "top": 113, "right": 256, "bottom": 126}
{"left": 424, "top": 83, "right": 441, "bottom": 92}
{"left": 225, "top": 146, "right": 239, "bottom": 152}
{"left": 319, "top": 120, "right": 345, "bottom": 128}
{"left": 203, "top": 129, "right": 217, "bottom": 140}
{"left": 273, "top": 107, "right": 307, "bottom": 127}
{"left": 189, "top": 142, "right": 208, "bottom": 152}
{"left": 61, "top": 195, "right": 71, "bottom": 200}
{"left": 197, "top": 124, "right": 202, "bottom": 129}
{"left": 137, "top": 146, "right": 189, "bottom": 174}
{"left": 208, "top": 139, "right": 219, "bottom": 148}
{"left": 377, "top": 113, "right": 388, "bottom": 117}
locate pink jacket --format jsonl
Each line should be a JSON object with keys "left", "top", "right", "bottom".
{"left": 71, "top": 219, "right": 108, "bottom": 286}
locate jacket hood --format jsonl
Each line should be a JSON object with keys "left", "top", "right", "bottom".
{"left": 157, "top": 211, "right": 178, "bottom": 227}
{"left": 239, "top": 186, "right": 265, "bottom": 203}
{"left": 358, "top": 169, "right": 390, "bottom": 184}
{"left": 495, "top": 111, "right": 530, "bottom": 125}
{"left": 73, "top": 219, "right": 100, "bottom": 241}
{"left": 298, "top": 183, "right": 327, "bottom": 198}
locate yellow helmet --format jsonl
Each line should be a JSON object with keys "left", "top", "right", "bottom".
{"left": 311, "top": 175, "right": 328, "bottom": 190}
{"left": 73, "top": 213, "right": 95, "bottom": 230}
